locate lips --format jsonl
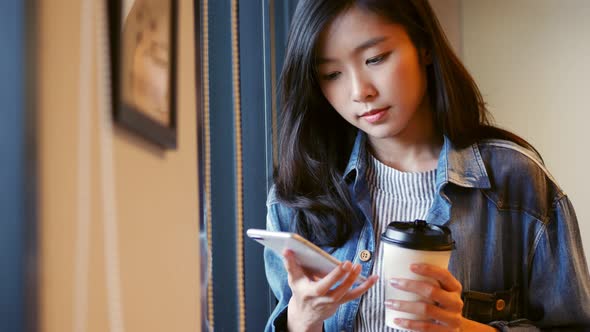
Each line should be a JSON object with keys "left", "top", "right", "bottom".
{"left": 361, "top": 107, "right": 389, "bottom": 117}
{"left": 360, "top": 106, "right": 390, "bottom": 123}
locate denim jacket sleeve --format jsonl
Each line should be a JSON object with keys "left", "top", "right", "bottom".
{"left": 491, "top": 196, "right": 590, "bottom": 331}
{"left": 263, "top": 192, "right": 294, "bottom": 332}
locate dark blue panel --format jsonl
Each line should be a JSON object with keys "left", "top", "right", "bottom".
{"left": 208, "top": 0, "right": 238, "bottom": 331}
{"left": 204, "top": 0, "right": 300, "bottom": 330}
{"left": 273, "top": 0, "right": 298, "bottom": 90}
{"left": 0, "top": 1, "right": 26, "bottom": 332}
{"left": 262, "top": 0, "right": 275, "bottom": 192}
{"left": 240, "top": 1, "right": 274, "bottom": 330}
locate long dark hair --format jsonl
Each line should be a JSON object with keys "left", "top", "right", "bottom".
{"left": 274, "top": 0, "right": 535, "bottom": 247}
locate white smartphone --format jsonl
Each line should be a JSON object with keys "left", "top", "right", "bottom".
{"left": 247, "top": 228, "right": 366, "bottom": 283}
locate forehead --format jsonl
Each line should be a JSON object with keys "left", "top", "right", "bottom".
{"left": 317, "top": 6, "right": 408, "bottom": 57}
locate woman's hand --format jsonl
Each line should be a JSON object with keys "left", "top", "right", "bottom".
{"left": 283, "top": 249, "right": 379, "bottom": 332}
{"left": 385, "top": 263, "right": 496, "bottom": 332}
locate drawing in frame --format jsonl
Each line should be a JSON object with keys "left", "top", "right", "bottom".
{"left": 108, "top": 0, "right": 178, "bottom": 149}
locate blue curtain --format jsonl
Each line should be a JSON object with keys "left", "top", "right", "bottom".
{"left": 199, "top": 0, "right": 298, "bottom": 330}
{"left": 0, "top": 1, "right": 37, "bottom": 331}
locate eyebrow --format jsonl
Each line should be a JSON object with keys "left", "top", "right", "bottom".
{"left": 317, "top": 36, "right": 389, "bottom": 65}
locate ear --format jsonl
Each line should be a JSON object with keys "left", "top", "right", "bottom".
{"left": 420, "top": 48, "right": 433, "bottom": 65}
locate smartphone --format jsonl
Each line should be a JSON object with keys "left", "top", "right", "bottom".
{"left": 246, "top": 228, "right": 367, "bottom": 283}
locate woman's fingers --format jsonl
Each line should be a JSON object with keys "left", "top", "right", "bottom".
{"left": 386, "top": 264, "right": 463, "bottom": 310}
{"left": 339, "top": 274, "right": 379, "bottom": 303}
{"left": 324, "top": 263, "right": 379, "bottom": 304}
{"left": 411, "top": 264, "right": 462, "bottom": 293}
{"left": 313, "top": 261, "right": 354, "bottom": 295}
{"left": 383, "top": 264, "right": 466, "bottom": 330}
{"left": 283, "top": 250, "right": 307, "bottom": 285}
{"left": 384, "top": 299, "right": 462, "bottom": 329}
{"left": 389, "top": 277, "right": 462, "bottom": 311}
{"left": 392, "top": 316, "right": 458, "bottom": 332}
{"left": 283, "top": 249, "right": 378, "bottom": 306}
{"left": 283, "top": 250, "right": 356, "bottom": 296}
{"left": 325, "top": 263, "right": 362, "bottom": 300}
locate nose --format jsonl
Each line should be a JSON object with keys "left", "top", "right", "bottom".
{"left": 351, "top": 71, "right": 377, "bottom": 103}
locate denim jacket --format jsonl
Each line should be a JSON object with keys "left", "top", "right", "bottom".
{"left": 264, "top": 132, "right": 590, "bottom": 332}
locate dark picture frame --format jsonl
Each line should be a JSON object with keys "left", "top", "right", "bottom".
{"left": 108, "top": 0, "right": 178, "bottom": 149}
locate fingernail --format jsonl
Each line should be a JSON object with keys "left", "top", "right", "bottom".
{"left": 394, "top": 318, "right": 406, "bottom": 326}
{"left": 389, "top": 278, "right": 400, "bottom": 286}
{"left": 410, "top": 264, "right": 422, "bottom": 272}
{"left": 341, "top": 261, "right": 351, "bottom": 271}
{"left": 384, "top": 300, "right": 401, "bottom": 309}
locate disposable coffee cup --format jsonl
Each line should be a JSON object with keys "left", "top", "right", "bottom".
{"left": 381, "top": 220, "right": 455, "bottom": 330}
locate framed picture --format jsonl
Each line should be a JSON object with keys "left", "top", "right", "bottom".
{"left": 108, "top": 0, "right": 178, "bottom": 149}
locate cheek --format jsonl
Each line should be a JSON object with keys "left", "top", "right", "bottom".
{"left": 387, "top": 61, "right": 426, "bottom": 102}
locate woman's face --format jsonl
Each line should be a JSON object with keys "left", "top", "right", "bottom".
{"left": 316, "top": 6, "right": 432, "bottom": 144}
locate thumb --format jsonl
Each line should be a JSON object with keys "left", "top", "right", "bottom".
{"left": 283, "top": 249, "right": 306, "bottom": 283}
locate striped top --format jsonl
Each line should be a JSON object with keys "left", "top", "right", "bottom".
{"left": 355, "top": 154, "right": 437, "bottom": 331}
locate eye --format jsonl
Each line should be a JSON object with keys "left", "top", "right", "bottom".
{"left": 366, "top": 52, "right": 390, "bottom": 65}
{"left": 321, "top": 72, "right": 341, "bottom": 81}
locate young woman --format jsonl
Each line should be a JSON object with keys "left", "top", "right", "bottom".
{"left": 263, "top": 0, "right": 590, "bottom": 331}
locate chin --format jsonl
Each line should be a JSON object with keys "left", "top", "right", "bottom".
{"left": 364, "top": 127, "right": 400, "bottom": 140}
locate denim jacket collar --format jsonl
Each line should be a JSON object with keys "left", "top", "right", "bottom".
{"left": 343, "top": 131, "right": 492, "bottom": 191}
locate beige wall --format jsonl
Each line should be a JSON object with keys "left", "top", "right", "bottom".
{"left": 38, "top": 0, "right": 201, "bottom": 331}
{"left": 429, "top": 0, "right": 462, "bottom": 55}
{"left": 461, "top": 1, "right": 590, "bottom": 262}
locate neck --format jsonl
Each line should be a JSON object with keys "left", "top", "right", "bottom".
{"left": 368, "top": 107, "right": 442, "bottom": 172}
